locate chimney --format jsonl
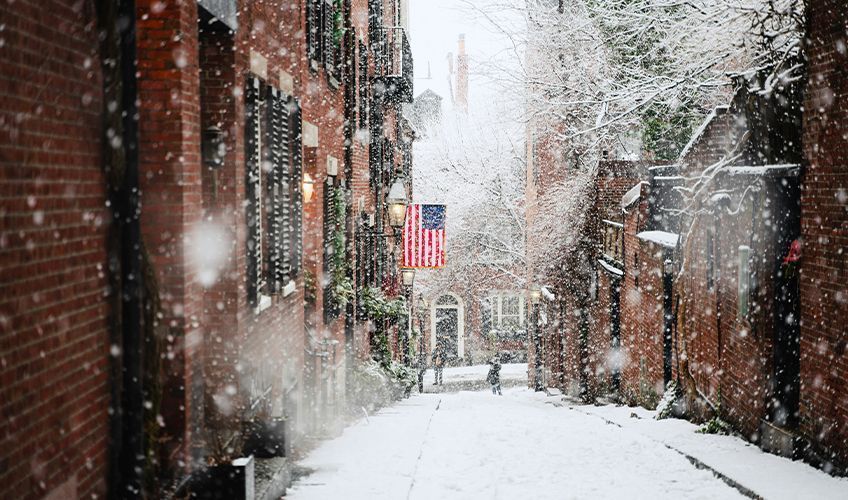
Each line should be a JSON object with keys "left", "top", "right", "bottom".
{"left": 456, "top": 34, "right": 468, "bottom": 113}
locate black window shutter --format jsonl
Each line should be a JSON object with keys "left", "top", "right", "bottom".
{"left": 264, "top": 87, "right": 279, "bottom": 293}
{"left": 322, "top": 0, "right": 333, "bottom": 69}
{"left": 355, "top": 219, "right": 365, "bottom": 320}
{"left": 383, "top": 137, "right": 393, "bottom": 183}
{"left": 323, "top": 179, "right": 338, "bottom": 322}
{"left": 369, "top": 137, "right": 380, "bottom": 188}
{"left": 245, "top": 78, "right": 261, "bottom": 307}
{"left": 289, "top": 100, "right": 303, "bottom": 276}
{"left": 481, "top": 297, "right": 493, "bottom": 337}
{"left": 308, "top": 0, "right": 322, "bottom": 64}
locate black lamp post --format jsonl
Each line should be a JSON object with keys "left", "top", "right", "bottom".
{"left": 530, "top": 285, "right": 543, "bottom": 391}
{"left": 400, "top": 268, "right": 415, "bottom": 365}
{"left": 417, "top": 295, "right": 428, "bottom": 393}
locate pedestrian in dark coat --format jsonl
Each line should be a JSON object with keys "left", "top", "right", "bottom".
{"left": 432, "top": 349, "right": 445, "bottom": 385}
{"left": 487, "top": 357, "right": 502, "bottom": 395}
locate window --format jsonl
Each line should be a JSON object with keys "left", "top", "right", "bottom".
{"left": 245, "top": 77, "right": 303, "bottom": 309}
{"left": 307, "top": 0, "right": 342, "bottom": 80}
{"left": 437, "top": 295, "right": 459, "bottom": 306}
{"left": 501, "top": 296, "right": 521, "bottom": 328}
{"left": 368, "top": 0, "right": 384, "bottom": 69}
{"left": 602, "top": 220, "right": 623, "bottom": 264}
{"left": 737, "top": 245, "right": 750, "bottom": 317}
{"left": 488, "top": 293, "right": 525, "bottom": 336}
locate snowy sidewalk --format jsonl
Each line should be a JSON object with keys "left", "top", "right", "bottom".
{"left": 570, "top": 401, "right": 848, "bottom": 500}
{"left": 286, "top": 387, "right": 778, "bottom": 499}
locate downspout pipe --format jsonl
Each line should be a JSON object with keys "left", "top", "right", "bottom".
{"left": 117, "top": 0, "right": 145, "bottom": 496}
{"left": 97, "top": 0, "right": 145, "bottom": 496}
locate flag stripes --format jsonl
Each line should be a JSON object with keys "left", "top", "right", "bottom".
{"left": 402, "top": 204, "right": 446, "bottom": 268}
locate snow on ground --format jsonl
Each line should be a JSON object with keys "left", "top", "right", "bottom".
{"left": 288, "top": 384, "right": 767, "bottom": 499}
{"left": 424, "top": 362, "right": 528, "bottom": 384}
{"left": 577, "top": 403, "right": 848, "bottom": 499}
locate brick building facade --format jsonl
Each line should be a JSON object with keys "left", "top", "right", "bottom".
{"left": 799, "top": 0, "right": 848, "bottom": 470}
{"left": 1, "top": 0, "right": 415, "bottom": 497}
{"left": 0, "top": 2, "right": 111, "bottom": 497}
{"left": 529, "top": 0, "right": 847, "bottom": 474}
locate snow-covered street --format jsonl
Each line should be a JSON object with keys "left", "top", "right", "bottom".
{"left": 286, "top": 370, "right": 847, "bottom": 499}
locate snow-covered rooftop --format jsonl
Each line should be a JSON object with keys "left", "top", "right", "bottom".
{"left": 723, "top": 164, "right": 801, "bottom": 177}
{"left": 620, "top": 181, "right": 647, "bottom": 210}
{"left": 648, "top": 164, "right": 678, "bottom": 171}
{"left": 637, "top": 230, "right": 679, "bottom": 248}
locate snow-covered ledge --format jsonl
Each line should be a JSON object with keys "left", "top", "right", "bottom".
{"left": 255, "top": 294, "right": 272, "bottom": 314}
{"left": 637, "top": 230, "right": 679, "bottom": 249}
{"left": 598, "top": 259, "right": 624, "bottom": 276}
{"left": 281, "top": 279, "right": 297, "bottom": 298}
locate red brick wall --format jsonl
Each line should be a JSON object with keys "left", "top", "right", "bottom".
{"left": 587, "top": 270, "right": 616, "bottom": 396}
{"left": 619, "top": 199, "right": 667, "bottom": 407}
{"left": 135, "top": 0, "right": 345, "bottom": 470}
{"left": 136, "top": 0, "right": 207, "bottom": 470}
{"left": 0, "top": 1, "right": 110, "bottom": 498}
{"left": 800, "top": 0, "right": 848, "bottom": 468}
{"left": 674, "top": 101, "right": 784, "bottom": 436}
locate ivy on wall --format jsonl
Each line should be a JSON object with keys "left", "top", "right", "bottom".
{"left": 330, "top": 185, "right": 354, "bottom": 307}
{"left": 361, "top": 286, "right": 407, "bottom": 321}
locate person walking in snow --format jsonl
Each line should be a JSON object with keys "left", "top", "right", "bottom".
{"left": 432, "top": 347, "right": 445, "bottom": 386}
{"left": 487, "top": 356, "right": 502, "bottom": 395}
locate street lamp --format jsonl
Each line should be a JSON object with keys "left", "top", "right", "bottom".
{"left": 386, "top": 177, "right": 408, "bottom": 229}
{"left": 416, "top": 295, "right": 429, "bottom": 393}
{"left": 401, "top": 268, "right": 415, "bottom": 288}
{"left": 302, "top": 173, "right": 315, "bottom": 203}
{"left": 529, "top": 285, "right": 542, "bottom": 305}
{"left": 400, "top": 267, "right": 415, "bottom": 366}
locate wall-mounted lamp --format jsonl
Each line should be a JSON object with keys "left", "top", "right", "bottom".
{"left": 302, "top": 173, "right": 315, "bottom": 203}
{"left": 401, "top": 268, "right": 415, "bottom": 288}
{"left": 386, "top": 177, "right": 408, "bottom": 229}
{"left": 529, "top": 285, "right": 542, "bottom": 305}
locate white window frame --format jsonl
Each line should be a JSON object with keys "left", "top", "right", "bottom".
{"left": 489, "top": 292, "right": 525, "bottom": 330}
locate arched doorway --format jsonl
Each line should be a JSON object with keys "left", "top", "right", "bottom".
{"left": 431, "top": 293, "right": 464, "bottom": 360}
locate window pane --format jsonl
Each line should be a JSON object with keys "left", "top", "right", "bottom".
{"left": 503, "top": 296, "right": 519, "bottom": 316}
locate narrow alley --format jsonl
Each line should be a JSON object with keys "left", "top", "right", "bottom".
{"left": 287, "top": 366, "right": 847, "bottom": 500}
{"left": 3, "top": 0, "right": 848, "bottom": 498}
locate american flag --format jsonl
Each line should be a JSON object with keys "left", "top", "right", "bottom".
{"left": 402, "top": 204, "right": 446, "bottom": 268}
